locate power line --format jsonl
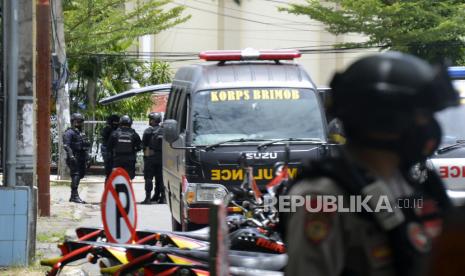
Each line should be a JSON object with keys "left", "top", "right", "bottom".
{"left": 190, "top": 0, "right": 324, "bottom": 27}
{"left": 171, "top": 26, "right": 324, "bottom": 32}
{"left": 166, "top": 29, "right": 337, "bottom": 42}
{"left": 172, "top": 1, "right": 311, "bottom": 32}
{"left": 68, "top": 40, "right": 463, "bottom": 61}
{"left": 66, "top": 45, "right": 381, "bottom": 61}
{"left": 50, "top": 0, "right": 69, "bottom": 93}
{"left": 258, "top": 0, "right": 290, "bottom": 5}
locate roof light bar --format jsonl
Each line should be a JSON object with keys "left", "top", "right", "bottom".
{"left": 448, "top": 66, "right": 465, "bottom": 79}
{"left": 199, "top": 48, "right": 301, "bottom": 61}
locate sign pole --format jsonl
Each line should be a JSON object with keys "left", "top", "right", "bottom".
{"left": 209, "top": 200, "right": 229, "bottom": 276}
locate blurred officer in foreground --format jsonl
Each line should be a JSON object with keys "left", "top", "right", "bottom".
{"left": 141, "top": 112, "right": 165, "bottom": 204}
{"left": 63, "top": 113, "right": 90, "bottom": 203}
{"left": 100, "top": 114, "right": 120, "bottom": 180}
{"left": 427, "top": 206, "right": 465, "bottom": 276}
{"left": 107, "top": 115, "right": 141, "bottom": 179}
{"left": 284, "top": 52, "right": 458, "bottom": 276}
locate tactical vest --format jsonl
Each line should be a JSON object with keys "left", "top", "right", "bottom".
{"left": 66, "top": 128, "right": 89, "bottom": 153}
{"left": 81, "top": 133, "right": 91, "bottom": 151}
{"left": 279, "top": 155, "right": 452, "bottom": 276}
{"left": 114, "top": 130, "right": 134, "bottom": 154}
{"left": 148, "top": 126, "right": 162, "bottom": 151}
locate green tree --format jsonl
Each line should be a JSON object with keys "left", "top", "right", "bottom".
{"left": 64, "top": 0, "right": 188, "bottom": 55}
{"left": 63, "top": 0, "right": 190, "bottom": 119}
{"left": 68, "top": 56, "right": 171, "bottom": 120}
{"left": 282, "top": 0, "right": 465, "bottom": 64}
{"left": 53, "top": 0, "right": 189, "bottom": 178}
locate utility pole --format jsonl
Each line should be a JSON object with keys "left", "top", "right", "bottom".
{"left": 51, "top": 0, "right": 71, "bottom": 181}
{"left": 4, "top": 0, "right": 19, "bottom": 188}
{"left": 37, "top": 0, "right": 51, "bottom": 217}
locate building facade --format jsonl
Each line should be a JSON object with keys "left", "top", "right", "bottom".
{"left": 136, "top": 0, "right": 375, "bottom": 86}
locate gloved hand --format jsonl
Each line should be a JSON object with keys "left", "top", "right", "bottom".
{"left": 68, "top": 156, "right": 77, "bottom": 167}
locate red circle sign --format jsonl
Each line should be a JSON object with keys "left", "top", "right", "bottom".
{"left": 101, "top": 167, "right": 138, "bottom": 244}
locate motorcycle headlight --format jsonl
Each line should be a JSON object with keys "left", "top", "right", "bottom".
{"left": 409, "top": 162, "right": 428, "bottom": 183}
{"left": 184, "top": 183, "right": 229, "bottom": 204}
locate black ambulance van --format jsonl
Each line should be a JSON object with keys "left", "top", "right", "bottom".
{"left": 161, "top": 49, "right": 335, "bottom": 230}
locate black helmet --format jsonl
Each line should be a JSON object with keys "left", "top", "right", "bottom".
{"left": 329, "top": 51, "right": 458, "bottom": 133}
{"left": 119, "top": 115, "right": 132, "bottom": 127}
{"left": 106, "top": 114, "right": 120, "bottom": 124}
{"left": 70, "top": 113, "right": 84, "bottom": 123}
{"left": 330, "top": 52, "right": 460, "bottom": 167}
{"left": 148, "top": 112, "right": 162, "bottom": 123}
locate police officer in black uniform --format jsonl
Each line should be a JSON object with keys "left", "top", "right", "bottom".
{"left": 284, "top": 52, "right": 458, "bottom": 276}
{"left": 107, "top": 115, "right": 141, "bottom": 179}
{"left": 141, "top": 112, "right": 165, "bottom": 204}
{"left": 63, "top": 113, "right": 90, "bottom": 204}
{"left": 100, "top": 114, "right": 120, "bottom": 180}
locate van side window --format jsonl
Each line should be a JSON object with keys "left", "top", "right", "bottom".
{"left": 178, "top": 93, "right": 189, "bottom": 132}
{"left": 172, "top": 88, "right": 182, "bottom": 121}
{"left": 185, "top": 95, "right": 191, "bottom": 131}
{"left": 165, "top": 88, "right": 177, "bottom": 119}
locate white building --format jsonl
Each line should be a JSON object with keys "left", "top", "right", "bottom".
{"left": 135, "top": 0, "right": 376, "bottom": 86}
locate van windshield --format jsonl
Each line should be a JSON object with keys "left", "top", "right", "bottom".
{"left": 435, "top": 80, "right": 465, "bottom": 145}
{"left": 191, "top": 88, "right": 325, "bottom": 145}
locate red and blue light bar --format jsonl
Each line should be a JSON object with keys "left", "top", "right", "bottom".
{"left": 448, "top": 66, "right": 465, "bottom": 80}
{"left": 199, "top": 48, "right": 301, "bottom": 61}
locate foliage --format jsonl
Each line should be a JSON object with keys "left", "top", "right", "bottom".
{"left": 68, "top": 57, "right": 171, "bottom": 120}
{"left": 282, "top": 0, "right": 465, "bottom": 64}
{"left": 63, "top": 0, "right": 189, "bottom": 55}
{"left": 63, "top": 0, "right": 190, "bottom": 119}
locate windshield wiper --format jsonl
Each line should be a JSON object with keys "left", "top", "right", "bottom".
{"left": 437, "top": 139, "right": 465, "bottom": 154}
{"left": 257, "top": 138, "right": 325, "bottom": 150}
{"left": 204, "top": 138, "right": 270, "bottom": 151}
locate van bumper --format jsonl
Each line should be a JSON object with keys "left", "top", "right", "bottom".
{"left": 187, "top": 206, "right": 242, "bottom": 225}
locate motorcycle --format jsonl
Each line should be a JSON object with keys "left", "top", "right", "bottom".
{"left": 41, "top": 150, "right": 290, "bottom": 275}
{"left": 56, "top": 240, "right": 286, "bottom": 276}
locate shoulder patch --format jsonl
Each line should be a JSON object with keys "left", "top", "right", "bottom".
{"left": 407, "top": 222, "right": 432, "bottom": 253}
{"left": 304, "top": 211, "right": 332, "bottom": 244}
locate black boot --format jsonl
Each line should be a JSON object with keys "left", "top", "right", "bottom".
{"left": 69, "top": 189, "right": 86, "bottom": 204}
{"left": 69, "top": 176, "right": 86, "bottom": 204}
{"left": 152, "top": 182, "right": 163, "bottom": 203}
{"left": 157, "top": 195, "right": 166, "bottom": 204}
{"left": 150, "top": 193, "right": 159, "bottom": 203}
{"left": 155, "top": 186, "right": 166, "bottom": 204}
{"left": 141, "top": 192, "right": 152, "bottom": 204}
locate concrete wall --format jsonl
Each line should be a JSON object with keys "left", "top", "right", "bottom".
{"left": 141, "top": 0, "right": 378, "bottom": 86}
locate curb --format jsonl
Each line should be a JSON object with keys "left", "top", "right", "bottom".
{"left": 51, "top": 179, "right": 145, "bottom": 185}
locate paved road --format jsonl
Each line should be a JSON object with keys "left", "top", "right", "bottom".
{"left": 80, "top": 176, "right": 172, "bottom": 232}
{"left": 42, "top": 176, "right": 173, "bottom": 276}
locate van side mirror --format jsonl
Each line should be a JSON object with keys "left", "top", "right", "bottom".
{"left": 327, "top": 118, "right": 346, "bottom": 144}
{"left": 163, "top": 119, "right": 179, "bottom": 144}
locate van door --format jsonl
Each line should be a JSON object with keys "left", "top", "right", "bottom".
{"left": 163, "top": 87, "right": 181, "bottom": 221}
{"left": 163, "top": 87, "right": 188, "bottom": 224}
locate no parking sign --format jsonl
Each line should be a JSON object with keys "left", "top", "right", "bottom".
{"left": 101, "top": 168, "right": 138, "bottom": 244}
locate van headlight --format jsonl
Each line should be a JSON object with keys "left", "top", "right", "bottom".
{"left": 184, "top": 183, "right": 229, "bottom": 204}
